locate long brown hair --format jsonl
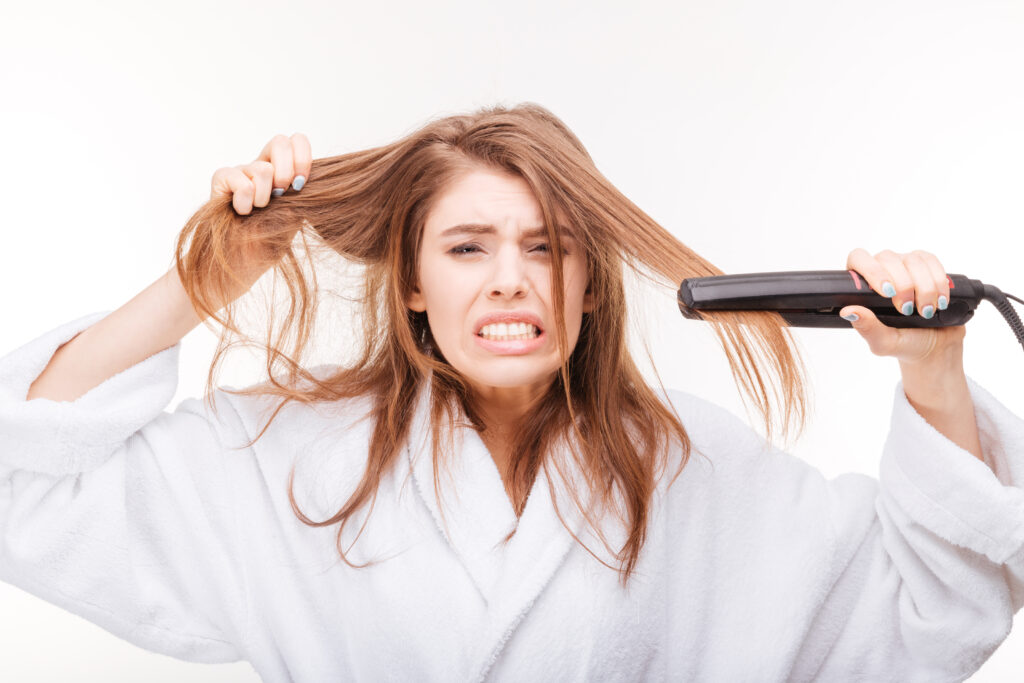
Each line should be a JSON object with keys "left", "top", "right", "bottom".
{"left": 173, "top": 102, "right": 809, "bottom": 587}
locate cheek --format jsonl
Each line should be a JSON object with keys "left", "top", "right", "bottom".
{"left": 419, "top": 261, "right": 451, "bottom": 303}
{"left": 420, "top": 268, "right": 469, "bottom": 333}
{"left": 563, "top": 262, "right": 589, "bottom": 304}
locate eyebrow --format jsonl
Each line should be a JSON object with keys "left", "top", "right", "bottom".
{"left": 439, "top": 223, "right": 577, "bottom": 241}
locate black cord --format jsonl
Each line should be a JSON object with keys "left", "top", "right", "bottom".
{"left": 982, "top": 285, "right": 1024, "bottom": 353}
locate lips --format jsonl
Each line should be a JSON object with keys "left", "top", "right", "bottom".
{"left": 473, "top": 310, "right": 545, "bottom": 336}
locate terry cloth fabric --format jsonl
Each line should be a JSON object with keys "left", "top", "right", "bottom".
{"left": 1, "top": 310, "right": 1023, "bottom": 682}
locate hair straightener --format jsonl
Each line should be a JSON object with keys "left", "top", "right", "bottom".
{"left": 677, "top": 270, "right": 1024, "bottom": 354}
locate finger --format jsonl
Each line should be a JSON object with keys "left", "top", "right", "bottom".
{"left": 902, "top": 251, "right": 939, "bottom": 319}
{"left": 918, "top": 251, "right": 951, "bottom": 312}
{"left": 211, "top": 166, "right": 257, "bottom": 215}
{"left": 846, "top": 248, "right": 897, "bottom": 299}
{"left": 838, "top": 304, "right": 899, "bottom": 356}
{"left": 847, "top": 245, "right": 905, "bottom": 301}
{"left": 242, "top": 160, "right": 275, "bottom": 209}
{"left": 210, "top": 167, "right": 233, "bottom": 201}
{"left": 290, "top": 132, "right": 311, "bottom": 191}
{"left": 874, "top": 250, "right": 916, "bottom": 316}
{"left": 256, "top": 134, "right": 295, "bottom": 195}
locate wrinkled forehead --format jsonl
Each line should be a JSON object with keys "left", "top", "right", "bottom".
{"left": 422, "top": 168, "right": 571, "bottom": 240}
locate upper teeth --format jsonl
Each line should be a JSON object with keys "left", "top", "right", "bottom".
{"left": 479, "top": 322, "right": 540, "bottom": 339}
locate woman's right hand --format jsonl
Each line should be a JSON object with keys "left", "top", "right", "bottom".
{"left": 210, "top": 133, "right": 312, "bottom": 215}
{"left": 206, "top": 133, "right": 312, "bottom": 287}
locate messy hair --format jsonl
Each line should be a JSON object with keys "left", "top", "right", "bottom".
{"left": 173, "top": 102, "right": 809, "bottom": 587}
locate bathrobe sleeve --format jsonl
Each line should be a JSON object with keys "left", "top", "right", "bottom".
{"left": 817, "top": 376, "right": 1024, "bottom": 680}
{"left": 0, "top": 311, "right": 251, "bottom": 664}
{"left": 713, "top": 375, "right": 1024, "bottom": 682}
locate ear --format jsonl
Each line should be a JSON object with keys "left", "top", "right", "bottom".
{"left": 406, "top": 285, "right": 426, "bottom": 312}
{"left": 582, "top": 283, "right": 594, "bottom": 313}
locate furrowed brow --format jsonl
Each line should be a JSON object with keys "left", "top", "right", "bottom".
{"left": 523, "top": 226, "right": 577, "bottom": 240}
{"left": 440, "top": 223, "right": 577, "bottom": 240}
{"left": 439, "top": 223, "right": 496, "bottom": 238}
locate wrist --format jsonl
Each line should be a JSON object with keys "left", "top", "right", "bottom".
{"left": 899, "top": 346, "right": 968, "bottom": 413}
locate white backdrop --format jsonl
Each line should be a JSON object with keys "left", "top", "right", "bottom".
{"left": 2, "top": 0, "right": 1022, "bottom": 680}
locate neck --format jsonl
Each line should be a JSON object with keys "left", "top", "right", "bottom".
{"left": 469, "top": 381, "right": 551, "bottom": 435}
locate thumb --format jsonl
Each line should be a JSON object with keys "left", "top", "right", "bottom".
{"left": 839, "top": 304, "right": 876, "bottom": 330}
{"left": 839, "top": 304, "right": 894, "bottom": 353}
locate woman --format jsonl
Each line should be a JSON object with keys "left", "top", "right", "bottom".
{"left": 2, "top": 102, "right": 1021, "bottom": 681}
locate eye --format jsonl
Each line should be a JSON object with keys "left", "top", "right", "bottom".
{"left": 530, "top": 242, "right": 568, "bottom": 255}
{"left": 448, "top": 243, "right": 481, "bottom": 255}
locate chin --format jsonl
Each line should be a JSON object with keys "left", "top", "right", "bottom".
{"left": 461, "top": 365, "right": 558, "bottom": 391}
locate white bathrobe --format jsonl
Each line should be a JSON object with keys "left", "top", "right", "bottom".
{"left": 1, "top": 310, "right": 1023, "bottom": 682}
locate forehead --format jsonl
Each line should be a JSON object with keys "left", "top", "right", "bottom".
{"left": 424, "top": 168, "right": 567, "bottom": 237}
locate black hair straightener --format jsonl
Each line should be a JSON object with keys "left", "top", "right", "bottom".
{"left": 677, "top": 270, "right": 1024, "bottom": 354}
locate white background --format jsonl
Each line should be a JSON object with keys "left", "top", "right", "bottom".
{"left": 2, "top": 0, "right": 1023, "bottom": 680}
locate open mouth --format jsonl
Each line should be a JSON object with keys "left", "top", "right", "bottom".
{"left": 476, "top": 322, "right": 543, "bottom": 342}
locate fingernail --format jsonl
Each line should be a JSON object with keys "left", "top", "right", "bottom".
{"left": 921, "top": 305, "right": 934, "bottom": 319}
{"left": 938, "top": 295, "right": 948, "bottom": 310}
{"left": 292, "top": 175, "right": 306, "bottom": 191}
{"left": 272, "top": 187, "right": 285, "bottom": 197}
{"left": 842, "top": 312, "right": 859, "bottom": 322}
{"left": 882, "top": 282, "right": 896, "bottom": 297}
{"left": 901, "top": 301, "right": 914, "bottom": 316}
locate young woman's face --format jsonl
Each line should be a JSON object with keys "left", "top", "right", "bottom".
{"left": 407, "top": 167, "right": 593, "bottom": 406}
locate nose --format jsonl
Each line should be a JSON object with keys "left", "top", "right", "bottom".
{"left": 487, "top": 245, "right": 529, "bottom": 301}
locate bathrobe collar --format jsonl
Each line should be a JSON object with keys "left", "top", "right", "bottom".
{"left": 405, "top": 373, "right": 594, "bottom": 679}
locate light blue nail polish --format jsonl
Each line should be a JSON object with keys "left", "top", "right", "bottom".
{"left": 882, "top": 282, "right": 896, "bottom": 297}
{"left": 842, "top": 313, "right": 859, "bottom": 322}
{"left": 938, "top": 295, "right": 948, "bottom": 310}
{"left": 292, "top": 175, "right": 306, "bottom": 191}
{"left": 272, "top": 188, "right": 285, "bottom": 197}
{"left": 901, "top": 301, "right": 914, "bottom": 316}
{"left": 921, "top": 305, "right": 934, "bottom": 319}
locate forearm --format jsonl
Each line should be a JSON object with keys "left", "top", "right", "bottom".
{"left": 899, "top": 347, "right": 985, "bottom": 465}
{"left": 26, "top": 267, "right": 206, "bottom": 403}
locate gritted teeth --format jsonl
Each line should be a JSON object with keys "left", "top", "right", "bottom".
{"left": 477, "top": 322, "right": 542, "bottom": 339}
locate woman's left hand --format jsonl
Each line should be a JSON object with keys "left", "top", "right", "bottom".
{"left": 839, "top": 248, "right": 966, "bottom": 366}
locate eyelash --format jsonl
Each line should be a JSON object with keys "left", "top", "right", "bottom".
{"left": 448, "top": 243, "right": 567, "bottom": 256}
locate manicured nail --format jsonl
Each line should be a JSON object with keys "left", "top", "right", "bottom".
{"left": 921, "top": 305, "right": 934, "bottom": 319}
{"left": 882, "top": 282, "right": 896, "bottom": 297}
{"left": 938, "top": 295, "right": 948, "bottom": 310}
{"left": 292, "top": 175, "right": 306, "bottom": 191}
{"left": 842, "top": 312, "right": 859, "bottom": 322}
{"left": 272, "top": 187, "right": 285, "bottom": 197}
{"left": 901, "top": 301, "right": 914, "bottom": 316}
